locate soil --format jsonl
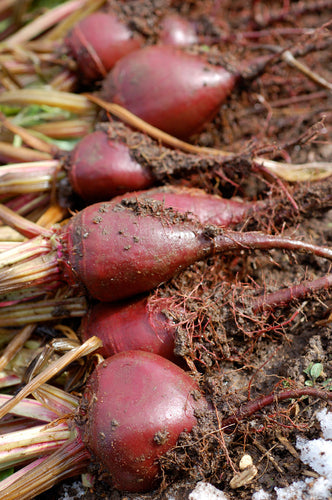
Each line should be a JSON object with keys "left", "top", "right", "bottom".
{"left": 2, "top": 0, "right": 332, "bottom": 499}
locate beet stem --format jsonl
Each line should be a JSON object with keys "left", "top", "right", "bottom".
{"left": 4, "top": 0, "right": 88, "bottom": 47}
{"left": 0, "top": 394, "right": 58, "bottom": 422}
{"left": 0, "top": 336, "right": 101, "bottom": 420}
{"left": 0, "top": 236, "right": 55, "bottom": 269}
{"left": 252, "top": 273, "right": 332, "bottom": 312}
{"left": 0, "top": 435, "right": 89, "bottom": 500}
{"left": 221, "top": 388, "right": 332, "bottom": 432}
{"left": 0, "top": 422, "right": 71, "bottom": 470}
{"left": 0, "top": 112, "right": 55, "bottom": 155}
{"left": 0, "top": 297, "right": 87, "bottom": 326}
{"left": 0, "top": 204, "right": 51, "bottom": 238}
{"left": 0, "top": 324, "right": 34, "bottom": 371}
{"left": 0, "top": 161, "right": 62, "bottom": 196}
{"left": 0, "top": 142, "right": 52, "bottom": 163}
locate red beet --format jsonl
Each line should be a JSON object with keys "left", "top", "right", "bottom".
{"left": 79, "top": 296, "right": 179, "bottom": 361}
{"left": 79, "top": 350, "right": 208, "bottom": 491}
{"left": 58, "top": 199, "right": 332, "bottom": 301}
{"left": 0, "top": 354, "right": 330, "bottom": 499}
{"left": 2, "top": 196, "right": 332, "bottom": 302}
{"left": 159, "top": 14, "right": 198, "bottom": 46}
{"left": 65, "top": 12, "right": 143, "bottom": 82}
{"left": 0, "top": 123, "right": 259, "bottom": 204}
{"left": 0, "top": 351, "right": 208, "bottom": 498}
{"left": 67, "top": 130, "right": 155, "bottom": 201}
{"left": 101, "top": 45, "right": 238, "bottom": 138}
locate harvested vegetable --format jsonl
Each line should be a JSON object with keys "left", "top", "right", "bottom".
{"left": 67, "top": 128, "right": 156, "bottom": 201}
{"left": 0, "top": 5, "right": 331, "bottom": 500}
{"left": 0, "top": 350, "right": 209, "bottom": 497}
{"left": 101, "top": 45, "right": 238, "bottom": 138}
{"left": 0, "top": 196, "right": 332, "bottom": 302}
{"left": 0, "top": 349, "right": 330, "bottom": 499}
{"left": 80, "top": 350, "right": 207, "bottom": 491}
{"left": 110, "top": 185, "right": 259, "bottom": 227}
{"left": 2, "top": 120, "right": 330, "bottom": 227}
{"left": 79, "top": 296, "right": 179, "bottom": 361}
{"left": 159, "top": 14, "right": 199, "bottom": 46}
{"left": 64, "top": 11, "right": 143, "bottom": 82}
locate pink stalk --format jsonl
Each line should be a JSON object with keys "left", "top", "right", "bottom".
{"left": 221, "top": 388, "right": 332, "bottom": 432}
{"left": 0, "top": 422, "right": 71, "bottom": 470}
{"left": 0, "top": 242, "right": 20, "bottom": 252}
{"left": 0, "top": 296, "right": 87, "bottom": 326}
{"left": 0, "top": 373, "right": 21, "bottom": 388}
{"left": 0, "top": 161, "right": 61, "bottom": 195}
{"left": 0, "top": 417, "right": 41, "bottom": 435}
{"left": 0, "top": 236, "right": 54, "bottom": 268}
{"left": 0, "top": 436, "right": 89, "bottom": 499}
{"left": 4, "top": 193, "right": 49, "bottom": 217}
{"left": 252, "top": 273, "right": 332, "bottom": 312}
{"left": 0, "top": 394, "right": 59, "bottom": 422}
{"left": 0, "top": 206, "right": 51, "bottom": 239}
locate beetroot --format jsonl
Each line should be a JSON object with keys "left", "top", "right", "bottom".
{"left": 159, "top": 14, "right": 199, "bottom": 46}
{"left": 79, "top": 350, "right": 208, "bottom": 491}
{"left": 0, "top": 351, "right": 208, "bottom": 498}
{"left": 64, "top": 12, "right": 143, "bottom": 82}
{"left": 0, "top": 125, "right": 236, "bottom": 202}
{"left": 1, "top": 196, "right": 332, "bottom": 302}
{"left": 0, "top": 352, "right": 331, "bottom": 500}
{"left": 67, "top": 129, "right": 155, "bottom": 200}
{"left": 101, "top": 45, "right": 238, "bottom": 138}
{"left": 79, "top": 296, "right": 179, "bottom": 361}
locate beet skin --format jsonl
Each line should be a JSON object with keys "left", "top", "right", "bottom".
{"left": 79, "top": 296, "right": 179, "bottom": 361}
{"left": 68, "top": 130, "right": 155, "bottom": 201}
{"left": 102, "top": 45, "right": 238, "bottom": 138}
{"left": 79, "top": 351, "right": 208, "bottom": 491}
{"left": 60, "top": 199, "right": 216, "bottom": 301}
{"left": 65, "top": 12, "right": 143, "bottom": 81}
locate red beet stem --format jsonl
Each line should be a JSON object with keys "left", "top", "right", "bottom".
{"left": 0, "top": 436, "right": 89, "bottom": 500}
{"left": 252, "top": 273, "right": 332, "bottom": 312}
{"left": 221, "top": 388, "right": 332, "bottom": 432}
{"left": 65, "top": 11, "right": 143, "bottom": 82}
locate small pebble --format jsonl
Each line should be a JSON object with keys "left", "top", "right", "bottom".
{"left": 239, "top": 453, "right": 254, "bottom": 470}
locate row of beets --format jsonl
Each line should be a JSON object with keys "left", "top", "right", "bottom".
{"left": 63, "top": 9, "right": 246, "bottom": 484}
{"left": 0, "top": 9, "right": 246, "bottom": 496}
{"left": 1, "top": 7, "right": 332, "bottom": 499}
